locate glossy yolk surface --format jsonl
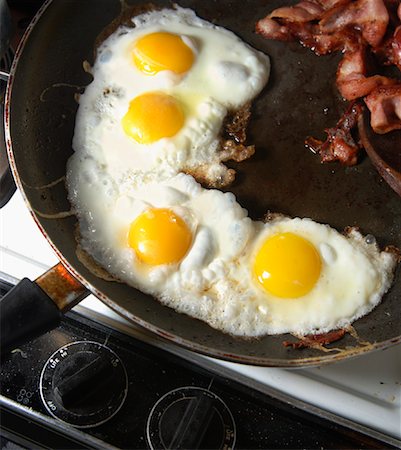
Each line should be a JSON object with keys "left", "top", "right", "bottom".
{"left": 132, "top": 32, "right": 194, "bottom": 75}
{"left": 128, "top": 208, "right": 192, "bottom": 265}
{"left": 253, "top": 232, "right": 321, "bottom": 298}
{"left": 122, "top": 92, "right": 185, "bottom": 144}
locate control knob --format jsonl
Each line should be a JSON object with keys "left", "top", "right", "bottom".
{"left": 40, "top": 340, "right": 128, "bottom": 428}
{"left": 147, "top": 386, "right": 236, "bottom": 449}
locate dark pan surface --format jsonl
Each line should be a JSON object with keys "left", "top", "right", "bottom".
{"left": 6, "top": 0, "right": 401, "bottom": 366}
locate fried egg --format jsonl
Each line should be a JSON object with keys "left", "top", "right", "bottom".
{"left": 68, "top": 159, "right": 396, "bottom": 337}
{"left": 204, "top": 217, "right": 396, "bottom": 336}
{"left": 69, "top": 172, "right": 253, "bottom": 296}
{"left": 71, "top": 6, "right": 269, "bottom": 189}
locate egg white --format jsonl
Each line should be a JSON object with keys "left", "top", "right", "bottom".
{"left": 190, "top": 217, "right": 397, "bottom": 337}
{"left": 71, "top": 6, "right": 270, "bottom": 188}
{"left": 69, "top": 159, "right": 397, "bottom": 337}
{"left": 71, "top": 172, "right": 253, "bottom": 296}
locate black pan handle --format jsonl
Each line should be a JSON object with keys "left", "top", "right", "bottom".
{"left": 0, "top": 263, "right": 88, "bottom": 355}
{"left": 0, "top": 278, "right": 62, "bottom": 355}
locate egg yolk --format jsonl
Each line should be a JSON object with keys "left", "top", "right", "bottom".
{"left": 122, "top": 92, "right": 185, "bottom": 144}
{"left": 128, "top": 208, "right": 192, "bottom": 265}
{"left": 133, "top": 32, "right": 194, "bottom": 75}
{"left": 253, "top": 232, "right": 321, "bottom": 298}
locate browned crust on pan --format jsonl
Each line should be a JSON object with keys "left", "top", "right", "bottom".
{"left": 183, "top": 104, "right": 256, "bottom": 188}
{"left": 283, "top": 329, "right": 347, "bottom": 349}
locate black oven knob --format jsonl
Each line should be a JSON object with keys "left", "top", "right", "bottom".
{"left": 147, "top": 386, "right": 236, "bottom": 450}
{"left": 40, "top": 341, "right": 128, "bottom": 428}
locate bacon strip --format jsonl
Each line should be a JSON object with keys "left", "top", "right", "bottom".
{"left": 297, "top": 26, "right": 361, "bottom": 55}
{"left": 268, "top": 1, "right": 324, "bottom": 22}
{"left": 256, "top": 13, "right": 354, "bottom": 55}
{"left": 305, "top": 101, "right": 364, "bottom": 165}
{"left": 337, "top": 47, "right": 397, "bottom": 100}
{"left": 391, "top": 26, "right": 401, "bottom": 68}
{"left": 283, "top": 329, "right": 346, "bottom": 349}
{"left": 364, "top": 84, "right": 401, "bottom": 133}
{"left": 374, "top": 25, "right": 401, "bottom": 69}
{"left": 319, "top": 0, "right": 389, "bottom": 48}
{"left": 256, "top": 0, "right": 391, "bottom": 54}
{"left": 255, "top": 17, "right": 293, "bottom": 41}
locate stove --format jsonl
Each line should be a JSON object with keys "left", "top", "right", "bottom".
{"left": 2, "top": 276, "right": 397, "bottom": 450}
{"left": 1, "top": 157, "right": 401, "bottom": 450}
{"left": 0, "top": 278, "right": 396, "bottom": 450}
{"left": 1, "top": 1, "right": 401, "bottom": 448}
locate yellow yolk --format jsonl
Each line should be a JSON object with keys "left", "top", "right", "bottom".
{"left": 128, "top": 208, "right": 192, "bottom": 265}
{"left": 132, "top": 32, "right": 194, "bottom": 75}
{"left": 253, "top": 232, "right": 321, "bottom": 298}
{"left": 122, "top": 92, "right": 185, "bottom": 144}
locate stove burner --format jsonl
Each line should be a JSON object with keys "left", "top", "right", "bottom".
{"left": 39, "top": 340, "right": 128, "bottom": 428}
{"left": 147, "top": 386, "right": 236, "bottom": 450}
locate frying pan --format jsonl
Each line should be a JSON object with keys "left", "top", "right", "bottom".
{"left": 1, "top": 0, "right": 400, "bottom": 367}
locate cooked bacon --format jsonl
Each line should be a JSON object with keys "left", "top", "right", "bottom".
{"left": 283, "top": 329, "right": 346, "bottom": 349}
{"left": 364, "top": 84, "right": 401, "bottom": 133}
{"left": 305, "top": 101, "right": 364, "bottom": 165}
{"left": 299, "top": 26, "right": 358, "bottom": 55}
{"left": 384, "top": 0, "right": 401, "bottom": 24}
{"left": 258, "top": 0, "right": 401, "bottom": 135}
{"left": 268, "top": 1, "right": 325, "bottom": 22}
{"left": 337, "top": 47, "right": 397, "bottom": 100}
{"left": 391, "top": 26, "right": 401, "bottom": 68}
{"left": 256, "top": 19, "right": 357, "bottom": 55}
{"left": 257, "top": 0, "right": 390, "bottom": 54}
{"left": 255, "top": 16, "right": 294, "bottom": 41}
{"left": 320, "top": 0, "right": 353, "bottom": 9}
{"left": 257, "top": 0, "right": 400, "bottom": 182}
{"left": 319, "top": 0, "right": 389, "bottom": 48}
{"left": 256, "top": 5, "right": 354, "bottom": 54}
{"left": 374, "top": 25, "right": 401, "bottom": 68}
{"left": 372, "top": 0, "right": 401, "bottom": 66}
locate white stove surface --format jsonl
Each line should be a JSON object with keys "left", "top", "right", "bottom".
{"left": 1, "top": 190, "right": 400, "bottom": 441}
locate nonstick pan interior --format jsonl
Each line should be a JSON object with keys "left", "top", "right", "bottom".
{"left": 7, "top": 0, "right": 401, "bottom": 366}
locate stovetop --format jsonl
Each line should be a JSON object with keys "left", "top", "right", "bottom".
{"left": 0, "top": 278, "right": 398, "bottom": 450}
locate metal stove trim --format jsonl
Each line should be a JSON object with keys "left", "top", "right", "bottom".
{"left": 0, "top": 395, "right": 119, "bottom": 450}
